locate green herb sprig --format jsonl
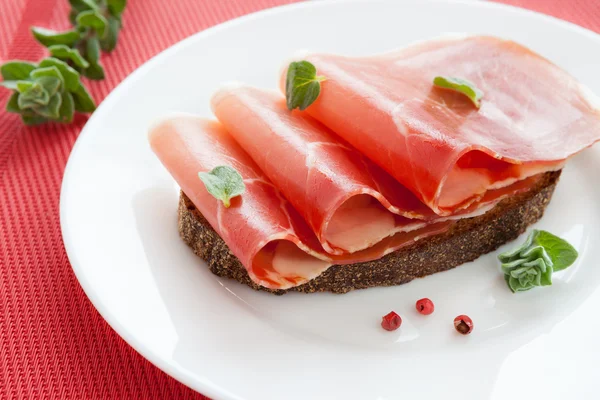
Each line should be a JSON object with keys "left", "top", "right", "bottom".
{"left": 32, "top": 0, "right": 127, "bottom": 80}
{"left": 498, "top": 230, "right": 578, "bottom": 293}
{"left": 1, "top": 59, "right": 95, "bottom": 125}
{"left": 0, "top": 0, "right": 127, "bottom": 125}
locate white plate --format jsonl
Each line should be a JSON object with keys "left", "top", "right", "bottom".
{"left": 60, "top": 1, "right": 600, "bottom": 399}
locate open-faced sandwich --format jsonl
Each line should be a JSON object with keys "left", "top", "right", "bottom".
{"left": 149, "top": 35, "right": 600, "bottom": 294}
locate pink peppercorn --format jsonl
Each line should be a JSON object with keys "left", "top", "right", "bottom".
{"left": 381, "top": 311, "right": 402, "bottom": 331}
{"left": 454, "top": 315, "right": 474, "bottom": 335}
{"left": 415, "top": 298, "right": 434, "bottom": 315}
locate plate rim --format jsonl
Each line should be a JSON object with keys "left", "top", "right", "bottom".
{"left": 59, "top": 1, "right": 600, "bottom": 398}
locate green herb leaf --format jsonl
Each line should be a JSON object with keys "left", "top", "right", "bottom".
{"left": 86, "top": 36, "right": 101, "bottom": 63}
{"left": 83, "top": 62, "right": 105, "bottom": 80}
{"left": 19, "top": 83, "right": 49, "bottom": 108}
{"left": 100, "top": 16, "right": 120, "bottom": 52}
{"left": 72, "top": 83, "right": 96, "bottom": 112}
{"left": 0, "top": 80, "right": 19, "bottom": 90}
{"left": 198, "top": 166, "right": 246, "bottom": 208}
{"left": 39, "top": 58, "right": 81, "bottom": 92}
{"left": 16, "top": 81, "right": 34, "bottom": 93}
{"left": 31, "top": 27, "right": 81, "bottom": 47}
{"left": 6, "top": 92, "right": 20, "bottom": 113}
{"left": 59, "top": 92, "right": 75, "bottom": 123}
{"left": 1, "top": 61, "right": 37, "bottom": 80}
{"left": 533, "top": 230, "right": 578, "bottom": 271}
{"left": 30, "top": 66, "right": 65, "bottom": 85}
{"left": 82, "top": 37, "right": 105, "bottom": 80}
{"left": 498, "top": 230, "right": 578, "bottom": 293}
{"left": 69, "top": 0, "right": 99, "bottom": 12}
{"left": 48, "top": 45, "right": 90, "bottom": 69}
{"left": 36, "top": 76, "right": 62, "bottom": 96}
{"left": 22, "top": 114, "right": 48, "bottom": 126}
{"left": 433, "top": 76, "right": 483, "bottom": 109}
{"left": 33, "top": 93, "right": 62, "bottom": 119}
{"left": 76, "top": 10, "right": 108, "bottom": 38}
{"left": 107, "top": 0, "right": 127, "bottom": 16}
{"left": 285, "top": 60, "right": 326, "bottom": 111}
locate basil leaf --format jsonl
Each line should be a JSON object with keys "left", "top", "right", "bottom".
{"left": 31, "top": 27, "right": 80, "bottom": 47}
{"left": 33, "top": 93, "right": 62, "bottom": 119}
{"left": 39, "top": 58, "right": 81, "bottom": 92}
{"left": 534, "top": 230, "right": 578, "bottom": 271}
{"left": 22, "top": 114, "right": 48, "bottom": 126}
{"left": 72, "top": 83, "right": 96, "bottom": 112}
{"left": 76, "top": 10, "right": 108, "bottom": 38}
{"left": 59, "top": 92, "right": 75, "bottom": 123}
{"left": 1, "top": 61, "right": 37, "bottom": 80}
{"left": 285, "top": 60, "right": 326, "bottom": 111}
{"left": 198, "top": 166, "right": 246, "bottom": 208}
{"left": 100, "top": 17, "right": 120, "bottom": 52}
{"left": 107, "top": 0, "right": 127, "bottom": 16}
{"left": 48, "top": 45, "right": 90, "bottom": 69}
{"left": 0, "top": 80, "right": 18, "bottom": 90}
{"left": 433, "top": 76, "right": 483, "bottom": 108}
{"left": 6, "top": 92, "right": 20, "bottom": 113}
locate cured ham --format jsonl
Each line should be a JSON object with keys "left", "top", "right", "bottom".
{"left": 149, "top": 36, "right": 600, "bottom": 290}
{"left": 150, "top": 115, "right": 451, "bottom": 289}
{"left": 149, "top": 116, "right": 328, "bottom": 288}
{"left": 281, "top": 35, "right": 599, "bottom": 214}
{"left": 211, "top": 85, "right": 437, "bottom": 254}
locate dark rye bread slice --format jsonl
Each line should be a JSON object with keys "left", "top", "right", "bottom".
{"left": 178, "top": 171, "right": 561, "bottom": 295}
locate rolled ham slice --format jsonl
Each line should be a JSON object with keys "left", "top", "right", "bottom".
{"left": 211, "top": 85, "right": 438, "bottom": 254}
{"left": 281, "top": 35, "right": 600, "bottom": 214}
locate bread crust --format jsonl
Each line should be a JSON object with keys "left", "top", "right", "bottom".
{"left": 178, "top": 171, "right": 561, "bottom": 294}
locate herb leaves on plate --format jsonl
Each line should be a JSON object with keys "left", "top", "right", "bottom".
{"left": 498, "top": 229, "right": 578, "bottom": 293}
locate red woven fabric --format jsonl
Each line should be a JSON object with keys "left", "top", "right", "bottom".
{"left": 494, "top": 0, "right": 600, "bottom": 32}
{"left": 0, "top": 0, "right": 598, "bottom": 399}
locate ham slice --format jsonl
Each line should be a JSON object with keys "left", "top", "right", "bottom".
{"left": 281, "top": 35, "right": 599, "bottom": 214}
{"left": 211, "top": 85, "right": 437, "bottom": 254}
{"left": 149, "top": 115, "right": 452, "bottom": 289}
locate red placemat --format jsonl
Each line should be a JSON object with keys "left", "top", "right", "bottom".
{"left": 0, "top": 0, "right": 599, "bottom": 399}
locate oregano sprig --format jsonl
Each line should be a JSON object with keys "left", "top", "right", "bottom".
{"left": 1, "top": 59, "right": 95, "bottom": 125}
{"left": 32, "top": 0, "right": 127, "bottom": 80}
{"left": 498, "top": 230, "right": 578, "bottom": 293}
{"left": 0, "top": 0, "right": 127, "bottom": 125}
